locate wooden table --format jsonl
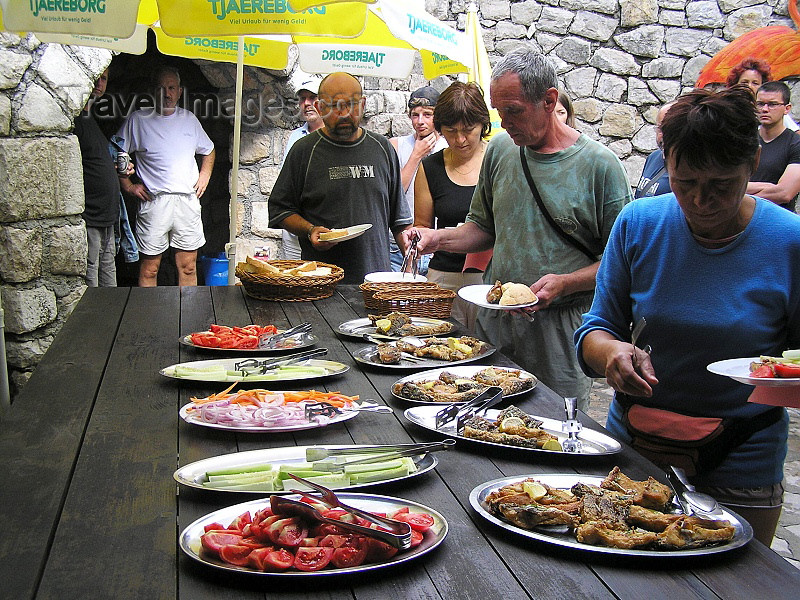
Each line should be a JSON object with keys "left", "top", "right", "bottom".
{"left": 3, "top": 285, "right": 799, "bottom": 599}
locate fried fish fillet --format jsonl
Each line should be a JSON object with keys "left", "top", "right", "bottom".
{"left": 375, "top": 343, "right": 401, "bottom": 364}
{"left": 655, "top": 516, "right": 736, "bottom": 549}
{"left": 576, "top": 522, "right": 659, "bottom": 549}
{"left": 601, "top": 466, "right": 673, "bottom": 511}
{"left": 628, "top": 505, "right": 684, "bottom": 532}
{"left": 493, "top": 502, "right": 579, "bottom": 530}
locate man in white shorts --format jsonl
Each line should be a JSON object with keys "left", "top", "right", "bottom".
{"left": 117, "top": 66, "right": 215, "bottom": 286}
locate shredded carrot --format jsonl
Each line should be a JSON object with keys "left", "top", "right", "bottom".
{"left": 190, "top": 388, "right": 358, "bottom": 407}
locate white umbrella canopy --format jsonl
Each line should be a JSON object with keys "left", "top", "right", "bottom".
{"left": 1, "top": 0, "right": 470, "bottom": 281}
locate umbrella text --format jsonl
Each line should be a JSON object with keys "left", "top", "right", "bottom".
{"left": 184, "top": 37, "right": 262, "bottom": 57}
{"left": 206, "top": 0, "right": 325, "bottom": 20}
{"left": 321, "top": 49, "right": 386, "bottom": 68}
{"left": 407, "top": 14, "right": 456, "bottom": 44}
{"left": 29, "top": 0, "right": 106, "bottom": 19}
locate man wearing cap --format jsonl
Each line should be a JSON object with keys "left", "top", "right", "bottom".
{"left": 280, "top": 74, "right": 323, "bottom": 260}
{"left": 269, "top": 72, "right": 412, "bottom": 284}
{"left": 388, "top": 86, "right": 448, "bottom": 272}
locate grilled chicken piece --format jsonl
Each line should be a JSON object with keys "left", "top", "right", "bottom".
{"left": 486, "top": 280, "right": 503, "bottom": 304}
{"left": 601, "top": 466, "right": 674, "bottom": 511}
{"left": 655, "top": 516, "right": 735, "bottom": 549}
{"left": 576, "top": 522, "right": 659, "bottom": 549}
{"left": 375, "top": 343, "right": 401, "bottom": 364}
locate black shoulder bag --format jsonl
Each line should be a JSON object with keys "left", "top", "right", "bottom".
{"left": 519, "top": 147, "right": 598, "bottom": 262}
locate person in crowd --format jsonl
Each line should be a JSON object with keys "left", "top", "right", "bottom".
{"left": 117, "top": 66, "right": 215, "bottom": 286}
{"left": 726, "top": 57, "right": 800, "bottom": 133}
{"left": 75, "top": 68, "right": 136, "bottom": 287}
{"left": 388, "top": 86, "right": 448, "bottom": 274}
{"left": 413, "top": 82, "right": 491, "bottom": 331}
{"left": 269, "top": 72, "right": 412, "bottom": 284}
{"left": 404, "top": 47, "right": 631, "bottom": 411}
{"left": 634, "top": 101, "right": 675, "bottom": 199}
{"left": 575, "top": 86, "right": 800, "bottom": 545}
{"left": 281, "top": 74, "right": 323, "bottom": 260}
{"left": 746, "top": 81, "right": 800, "bottom": 210}
{"left": 555, "top": 90, "right": 575, "bottom": 128}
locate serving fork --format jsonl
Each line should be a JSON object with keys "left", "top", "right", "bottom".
{"left": 304, "top": 401, "right": 394, "bottom": 419}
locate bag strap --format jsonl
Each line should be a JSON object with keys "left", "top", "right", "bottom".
{"left": 519, "top": 147, "right": 598, "bottom": 262}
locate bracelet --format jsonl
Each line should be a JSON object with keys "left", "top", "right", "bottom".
{"left": 306, "top": 224, "right": 316, "bottom": 240}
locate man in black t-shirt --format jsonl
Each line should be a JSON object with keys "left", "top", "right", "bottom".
{"left": 747, "top": 81, "right": 800, "bottom": 212}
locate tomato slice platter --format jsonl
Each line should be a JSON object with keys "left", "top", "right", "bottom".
{"left": 179, "top": 494, "right": 448, "bottom": 576}
{"left": 180, "top": 324, "right": 317, "bottom": 353}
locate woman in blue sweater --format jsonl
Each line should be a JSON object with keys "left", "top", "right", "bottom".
{"left": 575, "top": 86, "right": 800, "bottom": 545}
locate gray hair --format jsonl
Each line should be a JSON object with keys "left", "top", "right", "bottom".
{"left": 491, "top": 47, "right": 558, "bottom": 103}
{"left": 155, "top": 65, "right": 181, "bottom": 87}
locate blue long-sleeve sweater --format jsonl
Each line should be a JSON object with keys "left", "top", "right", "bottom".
{"left": 575, "top": 195, "right": 800, "bottom": 487}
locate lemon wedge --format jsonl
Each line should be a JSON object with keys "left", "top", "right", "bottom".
{"left": 498, "top": 416, "right": 526, "bottom": 432}
{"left": 522, "top": 481, "right": 547, "bottom": 501}
{"left": 542, "top": 439, "right": 562, "bottom": 451}
{"left": 375, "top": 319, "right": 392, "bottom": 333}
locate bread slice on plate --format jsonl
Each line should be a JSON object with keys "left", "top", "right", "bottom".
{"left": 319, "top": 228, "right": 349, "bottom": 241}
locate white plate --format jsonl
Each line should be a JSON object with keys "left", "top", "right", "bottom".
{"left": 353, "top": 341, "right": 496, "bottom": 370}
{"left": 363, "top": 271, "right": 427, "bottom": 283}
{"left": 707, "top": 357, "right": 800, "bottom": 387}
{"left": 160, "top": 358, "right": 349, "bottom": 383}
{"left": 179, "top": 398, "right": 358, "bottom": 433}
{"left": 337, "top": 317, "right": 454, "bottom": 340}
{"left": 174, "top": 445, "right": 438, "bottom": 493}
{"left": 391, "top": 365, "right": 537, "bottom": 404}
{"left": 458, "top": 284, "right": 539, "bottom": 310}
{"left": 179, "top": 493, "right": 448, "bottom": 576}
{"left": 324, "top": 223, "right": 372, "bottom": 243}
{"left": 403, "top": 406, "right": 621, "bottom": 455}
{"left": 470, "top": 474, "right": 752, "bottom": 557}
{"left": 179, "top": 332, "right": 317, "bottom": 353}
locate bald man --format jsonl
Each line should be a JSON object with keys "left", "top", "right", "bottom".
{"left": 634, "top": 101, "right": 675, "bottom": 199}
{"left": 268, "top": 72, "right": 412, "bottom": 283}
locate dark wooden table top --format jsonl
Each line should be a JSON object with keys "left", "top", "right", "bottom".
{"left": 2, "top": 285, "right": 798, "bottom": 599}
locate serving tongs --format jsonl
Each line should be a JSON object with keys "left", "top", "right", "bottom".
{"left": 561, "top": 396, "right": 583, "bottom": 453}
{"left": 666, "top": 466, "right": 724, "bottom": 517}
{"left": 271, "top": 474, "right": 412, "bottom": 549}
{"left": 362, "top": 334, "right": 426, "bottom": 363}
{"left": 233, "top": 348, "right": 327, "bottom": 375}
{"left": 434, "top": 386, "right": 504, "bottom": 433}
{"left": 304, "top": 401, "right": 394, "bottom": 419}
{"left": 259, "top": 322, "right": 312, "bottom": 349}
{"left": 304, "top": 439, "right": 456, "bottom": 470}
{"left": 400, "top": 232, "right": 420, "bottom": 279}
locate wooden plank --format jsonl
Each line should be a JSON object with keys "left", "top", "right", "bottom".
{"left": 0, "top": 287, "right": 129, "bottom": 600}
{"left": 35, "top": 287, "right": 181, "bottom": 599}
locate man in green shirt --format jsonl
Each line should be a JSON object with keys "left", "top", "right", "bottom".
{"left": 404, "top": 47, "right": 631, "bottom": 410}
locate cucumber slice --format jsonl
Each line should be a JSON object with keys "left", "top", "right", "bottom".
{"left": 206, "top": 463, "right": 274, "bottom": 477}
{"left": 349, "top": 465, "right": 409, "bottom": 484}
{"left": 289, "top": 472, "right": 351, "bottom": 490}
{"left": 343, "top": 459, "right": 405, "bottom": 474}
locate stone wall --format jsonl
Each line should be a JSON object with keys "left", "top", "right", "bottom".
{"left": 0, "top": 32, "right": 110, "bottom": 396}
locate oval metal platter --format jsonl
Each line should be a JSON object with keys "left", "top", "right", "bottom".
{"left": 353, "top": 342, "right": 496, "bottom": 370}
{"left": 391, "top": 365, "right": 537, "bottom": 404}
{"left": 160, "top": 358, "right": 349, "bottom": 383}
{"left": 179, "top": 332, "right": 317, "bottom": 353}
{"left": 336, "top": 317, "right": 454, "bottom": 340}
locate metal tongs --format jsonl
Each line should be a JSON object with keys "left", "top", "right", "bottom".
{"left": 630, "top": 317, "right": 652, "bottom": 369}
{"left": 561, "top": 396, "right": 583, "bottom": 453}
{"left": 233, "top": 348, "right": 327, "bottom": 375}
{"left": 271, "top": 474, "right": 412, "bottom": 549}
{"left": 306, "top": 439, "right": 456, "bottom": 461}
{"left": 666, "top": 466, "right": 724, "bottom": 517}
{"left": 304, "top": 401, "right": 394, "bottom": 419}
{"left": 434, "top": 386, "right": 504, "bottom": 433}
{"left": 259, "top": 322, "right": 312, "bottom": 349}
{"left": 400, "top": 232, "right": 420, "bottom": 279}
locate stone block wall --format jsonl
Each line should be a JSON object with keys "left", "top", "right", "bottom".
{"left": 0, "top": 32, "right": 110, "bottom": 396}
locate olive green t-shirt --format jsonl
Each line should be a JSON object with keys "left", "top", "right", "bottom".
{"left": 467, "top": 132, "right": 632, "bottom": 306}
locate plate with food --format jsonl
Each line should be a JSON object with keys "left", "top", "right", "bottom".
{"left": 458, "top": 282, "right": 539, "bottom": 310}
{"left": 708, "top": 351, "right": 800, "bottom": 387}
{"left": 392, "top": 366, "right": 537, "bottom": 404}
{"left": 179, "top": 389, "right": 365, "bottom": 432}
{"left": 353, "top": 336, "right": 495, "bottom": 369}
{"left": 174, "top": 444, "right": 438, "bottom": 493}
{"left": 469, "top": 468, "right": 751, "bottom": 557}
{"left": 404, "top": 404, "right": 621, "bottom": 455}
{"left": 319, "top": 224, "right": 373, "bottom": 243}
{"left": 180, "top": 324, "right": 317, "bottom": 352}
{"left": 179, "top": 492, "right": 448, "bottom": 575}
{"left": 337, "top": 313, "right": 454, "bottom": 340}
{"left": 161, "top": 357, "right": 349, "bottom": 383}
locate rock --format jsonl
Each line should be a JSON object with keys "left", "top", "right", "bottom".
{"left": 0, "top": 226, "right": 42, "bottom": 282}
{"left": 648, "top": 79, "right": 682, "bottom": 103}
{"left": 608, "top": 139, "right": 633, "bottom": 159}
{"left": 365, "top": 113, "right": 392, "bottom": 136}
{"left": 628, "top": 78, "right": 659, "bottom": 105}
{"left": 5, "top": 336, "right": 53, "bottom": 370}
{"left": 37, "top": 44, "right": 94, "bottom": 113}
{"left": 16, "top": 83, "right": 72, "bottom": 132}
{"left": 537, "top": 7, "right": 574, "bottom": 35}
{"left": 595, "top": 74, "right": 627, "bottom": 102}
{"left": 665, "top": 28, "right": 712, "bottom": 57}
{"left": 481, "top": 0, "right": 510, "bottom": 21}
{"left": 569, "top": 11, "right": 618, "bottom": 42}
{"left": 589, "top": 48, "right": 641, "bottom": 76}
{"left": 0, "top": 136, "right": 83, "bottom": 221}
{"left": 642, "top": 57, "right": 685, "bottom": 78}
{"left": 2, "top": 285, "right": 58, "bottom": 334}
{"left": 659, "top": 10, "right": 686, "bottom": 27}
{"left": 623, "top": 155, "right": 647, "bottom": 190}
{"left": 536, "top": 32, "right": 561, "bottom": 54}
{"left": 614, "top": 25, "right": 665, "bottom": 59}
{"left": 250, "top": 202, "right": 271, "bottom": 237}
{"left": 554, "top": 36, "right": 592, "bottom": 65}
{"left": 511, "top": 1, "right": 543, "bottom": 25}
{"left": 258, "top": 166, "right": 281, "bottom": 194}
{"left": 687, "top": 1, "right": 725, "bottom": 28}
{"left": 564, "top": 67, "right": 597, "bottom": 98}
{"left": 683, "top": 55, "right": 712, "bottom": 87}
{"left": 238, "top": 132, "right": 272, "bottom": 164}
{"left": 390, "top": 113, "right": 413, "bottom": 137}
{"left": 560, "top": 0, "right": 617, "bottom": 15}
{"left": 496, "top": 21, "right": 528, "bottom": 39}
{"left": 573, "top": 98, "right": 605, "bottom": 122}
{"left": 0, "top": 94, "right": 10, "bottom": 136}
{"left": 383, "top": 90, "right": 407, "bottom": 115}
{"left": 724, "top": 6, "right": 772, "bottom": 39}
{"left": 68, "top": 46, "right": 112, "bottom": 79}
{"left": 237, "top": 169, "right": 256, "bottom": 197}
{"left": 719, "top": 0, "right": 761, "bottom": 12}
{"left": 0, "top": 48, "right": 31, "bottom": 90}
{"left": 632, "top": 124, "right": 658, "bottom": 153}
{"left": 599, "top": 104, "right": 638, "bottom": 137}
{"left": 49, "top": 223, "right": 87, "bottom": 276}
{"left": 620, "top": 0, "right": 659, "bottom": 26}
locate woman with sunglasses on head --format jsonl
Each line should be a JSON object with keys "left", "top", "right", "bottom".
{"left": 575, "top": 86, "right": 800, "bottom": 546}
{"left": 413, "top": 82, "right": 491, "bottom": 331}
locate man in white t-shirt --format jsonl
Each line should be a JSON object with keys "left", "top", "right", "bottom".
{"left": 388, "top": 86, "right": 447, "bottom": 272}
{"left": 281, "top": 74, "right": 323, "bottom": 260}
{"left": 117, "top": 66, "right": 215, "bottom": 286}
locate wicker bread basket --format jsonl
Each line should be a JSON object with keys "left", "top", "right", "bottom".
{"left": 235, "top": 260, "right": 344, "bottom": 301}
{"left": 359, "top": 281, "right": 440, "bottom": 310}
{"left": 371, "top": 287, "right": 456, "bottom": 318}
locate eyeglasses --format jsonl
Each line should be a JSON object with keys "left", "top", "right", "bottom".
{"left": 756, "top": 101, "right": 787, "bottom": 109}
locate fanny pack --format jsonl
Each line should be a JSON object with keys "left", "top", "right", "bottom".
{"left": 617, "top": 394, "right": 782, "bottom": 477}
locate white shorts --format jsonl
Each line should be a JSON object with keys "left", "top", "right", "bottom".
{"left": 136, "top": 192, "right": 205, "bottom": 255}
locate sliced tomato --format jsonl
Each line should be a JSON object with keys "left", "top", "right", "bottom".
{"left": 239, "top": 536, "right": 270, "bottom": 550}
{"left": 392, "top": 511, "right": 434, "bottom": 532}
{"left": 319, "top": 534, "right": 348, "bottom": 548}
{"left": 409, "top": 529, "right": 424, "bottom": 548}
{"left": 262, "top": 548, "right": 295, "bottom": 572}
{"left": 232, "top": 335, "right": 259, "bottom": 349}
{"left": 774, "top": 363, "right": 800, "bottom": 378}
{"left": 259, "top": 325, "right": 278, "bottom": 336}
{"left": 310, "top": 522, "right": 347, "bottom": 536}
{"left": 228, "top": 511, "right": 252, "bottom": 532}
{"left": 219, "top": 544, "right": 253, "bottom": 566}
{"left": 200, "top": 531, "right": 244, "bottom": 556}
{"left": 203, "top": 522, "right": 227, "bottom": 533}
{"left": 209, "top": 324, "right": 232, "bottom": 334}
{"left": 750, "top": 364, "right": 775, "bottom": 378}
{"left": 266, "top": 517, "right": 308, "bottom": 547}
{"left": 364, "top": 537, "right": 399, "bottom": 563}
{"left": 299, "top": 536, "right": 323, "bottom": 547}
{"left": 249, "top": 515, "right": 281, "bottom": 541}
{"left": 389, "top": 507, "right": 409, "bottom": 518}
{"left": 246, "top": 547, "right": 273, "bottom": 570}
{"left": 191, "top": 333, "right": 219, "bottom": 347}
{"left": 293, "top": 546, "right": 334, "bottom": 571}
{"left": 331, "top": 543, "right": 368, "bottom": 568}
